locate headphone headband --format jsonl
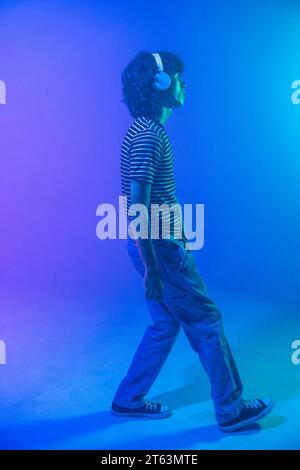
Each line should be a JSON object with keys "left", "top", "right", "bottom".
{"left": 151, "top": 53, "right": 164, "bottom": 72}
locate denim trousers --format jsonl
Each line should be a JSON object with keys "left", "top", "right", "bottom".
{"left": 112, "top": 238, "right": 244, "bottom": 424}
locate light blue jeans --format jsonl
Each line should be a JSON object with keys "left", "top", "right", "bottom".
{"left": 112, "top": 238, "right": 244, "bottom": 424}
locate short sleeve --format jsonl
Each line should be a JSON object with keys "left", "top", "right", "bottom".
{"left": 129, "top": 130, "right": 162, "bottom": 184}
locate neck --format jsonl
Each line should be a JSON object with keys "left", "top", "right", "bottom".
{"left": 157, "top": 107, "right": 173, "bottom": 126}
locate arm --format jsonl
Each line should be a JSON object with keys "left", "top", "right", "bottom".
{"left": 130, "top": 180, "right": 158, "bottom": 270}
{"left": 130, "top": 179, "right": 164, "bottom": 300}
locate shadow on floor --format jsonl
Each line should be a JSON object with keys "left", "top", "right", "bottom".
{"left": 0, "top": 408, "right": 284, "bottom": 450}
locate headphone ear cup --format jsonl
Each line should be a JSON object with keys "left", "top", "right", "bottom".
{"left": 154, "top": 71, "right": 171, "bottom": 90}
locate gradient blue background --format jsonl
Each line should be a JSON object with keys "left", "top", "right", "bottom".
{"left": 0, "top": 0, "right": 299, "bottom": 450}
{"left": 0, "top": 0, "right": 299, "bottom": 301}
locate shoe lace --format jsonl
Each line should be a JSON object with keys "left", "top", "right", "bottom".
{"left": 243, "top": 399, "right": 262, "bottom": 409}
{"left": 144, "top": 400, "right": 157, "bottom": 411}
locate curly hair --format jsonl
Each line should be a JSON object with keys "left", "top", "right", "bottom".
{"left": 121, "top": 50, "right": 184, "bottom": 119}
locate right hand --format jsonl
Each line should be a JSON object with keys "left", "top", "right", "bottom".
{"left": 144, "top": 266, "right": 164, "bottom": 301}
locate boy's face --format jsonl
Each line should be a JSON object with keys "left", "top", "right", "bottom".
{"left": 161, "top": 71, "right": 186, "bottom": 108}
{"left": 173, "top": 72, "right": 186, "bottom": 106}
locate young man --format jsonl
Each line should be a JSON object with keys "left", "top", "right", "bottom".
{"left": 111, "top": 50, "right": 274, "bottom": 432}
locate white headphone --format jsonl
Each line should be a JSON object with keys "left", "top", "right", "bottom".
{"left": 151, "top": 53, "right": 172, "bottom": 91}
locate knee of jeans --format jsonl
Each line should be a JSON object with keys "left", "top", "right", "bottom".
{"left": 192, "top": 309, "right": 224, "bottom": 333}
{"left": 207, "top": 308, "right": 223, "bottom": 327}
{"left": 150, "top": 322, "right": 180, "bottom": 339}
{"left": 193, "top": 294, "right": 223, "bottom": 324}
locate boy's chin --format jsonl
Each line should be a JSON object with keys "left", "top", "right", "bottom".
{"left": 174, "top": 98, "right": 184, "bottom": 107}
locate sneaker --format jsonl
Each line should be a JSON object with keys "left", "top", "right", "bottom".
{"left": 218, "top": 398, "right": 274, "bottom": 432}
{"left": 111, "top": 400, "right": 172, "bottom": 419}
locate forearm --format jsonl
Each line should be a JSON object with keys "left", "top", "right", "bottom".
{"left": 136, "top": 225, "right": 158, "bottom": 271}
{"left": 129, "top": 180, "right": 159, "bottom": 270}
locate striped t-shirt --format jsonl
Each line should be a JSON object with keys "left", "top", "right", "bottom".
{"left": 120, "top": 116, "right": 183, "bottom": 240}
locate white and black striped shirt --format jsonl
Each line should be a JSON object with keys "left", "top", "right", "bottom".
{"left": 120, "top": 116, "right": 183, "bottom": 239}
